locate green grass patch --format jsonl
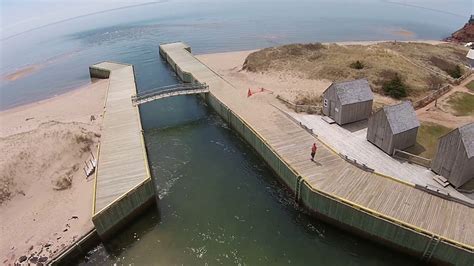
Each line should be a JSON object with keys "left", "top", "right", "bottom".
{"left": 447, "top": 91, "right": 474, "bottom": 116}
{"left": 465, "top": 80, "right": 474, "bottom": 92}
{"left": 407, "top": 122, "right": 452, "bottom": 159}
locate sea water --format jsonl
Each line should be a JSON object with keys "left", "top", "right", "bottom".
{"left": 1, "top": 0, "right": 470, "bottom": 264}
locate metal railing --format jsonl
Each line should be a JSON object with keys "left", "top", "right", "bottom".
{"left": 131, "top": 83, "right": 209, "bottom": 105}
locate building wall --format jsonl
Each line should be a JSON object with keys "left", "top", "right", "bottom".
{"left": 432, "top": 130, "right": 473, "bottom": 187}
{"left": 391, "top": 127, "right": 418, "bottom": 155}
{"left": 367, "top": 110, "right": 393, "bottom": 154}
{"left": 322, "top": 85, "right": 336, "bottom": 119}
{"left": 340, "top": 100, "right": 373, "bottom": 125}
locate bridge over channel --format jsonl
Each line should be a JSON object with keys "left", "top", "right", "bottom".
{"left": 132, "top": 83, "right": 209, "bottom": 106}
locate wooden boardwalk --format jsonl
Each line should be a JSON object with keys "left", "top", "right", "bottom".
{"left": 91, "top": 62, "right": 149, "bottom": 214}
{"left": 290, "top": 114, "right": 473, "bottom": 204}
{"left": 160, "top": 43, "right": 474, "bottom": 250}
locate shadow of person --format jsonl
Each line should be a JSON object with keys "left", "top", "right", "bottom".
{"left": 312, "top": 160, "right": 322, "bottom": 166}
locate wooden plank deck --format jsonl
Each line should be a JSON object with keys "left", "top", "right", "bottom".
{"left": 160, "top": 42, "right": 474, "bottom": 248}
{"left": 92, "top": 62, "right": 149, "bottom": 214}
{"left": 289, "top": 113, "right": 473, "bottom": 204}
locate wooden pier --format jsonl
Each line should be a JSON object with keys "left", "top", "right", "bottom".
{"left": 159, "top": 42, "right": 473, "bottom": 265}
{"left": 89, "top": 62, "right": 155, "bottom": 238}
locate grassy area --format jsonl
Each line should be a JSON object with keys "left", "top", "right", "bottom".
{"left": 446, "top": 91, "right": 474, "bottom": 116}
{"left": 466, "top": 80, "right": 474, "bottom": 92}
{"left": 406, "top": 122, "right": 452, "bottom": 159}
{"left": 243, "top": 42, "right": 467, "bottom": 101}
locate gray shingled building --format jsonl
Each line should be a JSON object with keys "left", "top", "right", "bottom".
{"left": 431, "top": 122, "right": 474, "bottom": 188}
{"left": 366, "top": 101, "right": 420, "bottom": 155}
{"left": 322, "top": 79, "right": 373, "bottom": 125}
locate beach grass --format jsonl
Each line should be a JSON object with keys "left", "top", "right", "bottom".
{"left": 243, "top": 42, "right": 467, "bottom": 101}
{"left": 407, "top": 122, "right": 452, "bottom": 159}
{"left": 465, "top": 80, "right": 474, "bottom": 92}
{"left": 446, "top": 91, "right": 474, "bottom": 116}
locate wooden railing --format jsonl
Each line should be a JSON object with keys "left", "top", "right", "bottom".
{"left": 132, "top": 83, "right": 209, "bottom": 105}
{"left": 413, "top": 84, "right": 452, "bottom": 110}
{"left": 393, "top": 149, "right": 431, "bottom": 168}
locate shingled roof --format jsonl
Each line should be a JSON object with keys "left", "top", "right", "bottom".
{"left": 467, "top": 49, "right": 474, "bottom": 60}
{"left": 459, "top": 122, "right": 474, "bottom": 158}
{"left": 383, "top": 101, "right": 420, "bottom": 134}
{"left": 333, "top": 79, "right": 373, "bottom": 105}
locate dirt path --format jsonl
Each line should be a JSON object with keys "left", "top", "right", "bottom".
{"left": 416, "top": 76, "right": 474, "bottom": 128}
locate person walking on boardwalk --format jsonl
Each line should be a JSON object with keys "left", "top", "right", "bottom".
{"left": 311, "top": 143, "right": 317, "bottom": 161}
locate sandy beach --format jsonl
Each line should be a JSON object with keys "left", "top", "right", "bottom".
{"left": 0, "top": 80, "right": 108, "bottom": 265}
{"left": 196, "top": 47, "right": 398, "bottom": 110}
{"left": 0, "top": 39, "right": 469, "bottom": 265}
{"left": 196, "top": 40, "right": 471, "bottom": 129}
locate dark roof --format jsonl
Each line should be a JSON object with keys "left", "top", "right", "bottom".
{"left": 332, "top": 79, "right": 373, "bottom": 105}
{"left": 383, "top": 101, "right": 420, "bottom": 134}
{"left": 458, "top": 122, "right": 474, "bottom": 158}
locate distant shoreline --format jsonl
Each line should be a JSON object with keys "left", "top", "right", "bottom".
{"left": 1, "top": 40, "right": 451, "bottom": 112}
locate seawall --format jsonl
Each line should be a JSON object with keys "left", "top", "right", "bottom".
{"left": 159, "top": 42, "right": 473, "bottom": 265}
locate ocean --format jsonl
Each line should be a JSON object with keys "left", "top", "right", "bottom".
{"left": 1, "top": 0, "right": 470, "bottom": 264}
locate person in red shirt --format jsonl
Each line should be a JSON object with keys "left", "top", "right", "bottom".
{"left": 311, "top": 143, "right": 317, "bottom": 161}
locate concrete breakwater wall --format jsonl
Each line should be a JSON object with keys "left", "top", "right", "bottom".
{"left": 159, "top": 42, "right": 473, "bottom": 265}
{"left": 205, "top": 86, "right": 472, "bottom": 266}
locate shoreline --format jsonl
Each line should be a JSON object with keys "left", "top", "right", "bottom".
{"left": 0, "top": 40, "right": 448, "bottom": 113}
{"left": 0, "top": 79, "right": 108, "bottom": 265}
{"left": 0, "top": 38, "right": 465, "bottom": 264}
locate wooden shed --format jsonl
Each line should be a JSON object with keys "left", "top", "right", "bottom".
{"left": 366, "top": 101, "right": 420, "bottom": 155}
{"left": 431, "top": 122, "right": 474, "bottom": 188}
{"left": 322, "top": 79, "right": 373, "bottom": 125}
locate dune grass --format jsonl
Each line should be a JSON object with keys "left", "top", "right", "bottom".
{"left": 446, "top": 92, "right": 474, "bottom": 116}
{"left": 243, "top": 42, "right": 467, "bottom": 101}
{"left": 407, "top": 122, "right": 452, "bottom": 159}
{"left": 465, "top": 80, "right": 474, "bottom": 92}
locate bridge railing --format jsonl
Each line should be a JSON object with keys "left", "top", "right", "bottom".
{"left": 131, "top": 82, "right": 209, "bottom": 105}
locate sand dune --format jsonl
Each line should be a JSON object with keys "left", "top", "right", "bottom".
{"left": 0, "top": 80, "right": 107, "bottom": 265}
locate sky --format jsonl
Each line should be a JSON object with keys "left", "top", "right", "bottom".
{"left": 0, "top": 0, "right": 159, "bottom": 40}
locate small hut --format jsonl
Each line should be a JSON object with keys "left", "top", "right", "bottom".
{"left": 431, "top": 123, "right": 474, "bottom": 188}
{"left": 322, "top": 79, "right": 373, "bottom": 125}
{"left": 366, "top": 101, "right": 419, "bottom": 155}
{"left": 467, "top": 49, "right": 474, "bottom": 69}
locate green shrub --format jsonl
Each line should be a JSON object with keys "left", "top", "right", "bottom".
{"left": 349, "top": 60, "right": 364, "bottom": 70}
{"left": 382, "top": 74, "right": 408, "bottom": 99}
{"left": 448, "top": 65, "right": 462, "bottom": 79}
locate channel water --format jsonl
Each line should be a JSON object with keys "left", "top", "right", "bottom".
{"left": 1, "top": 0, "right": 470, "bottom": 264}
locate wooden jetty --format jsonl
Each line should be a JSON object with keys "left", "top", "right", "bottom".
{"left": 89, "top": 62, "right": 155, "bottom": 238}
{"left": 159, "top": 42, "right": 473, "bottom": 265}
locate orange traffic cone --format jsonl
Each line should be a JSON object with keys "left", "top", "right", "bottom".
{"left": 247, "top": 89, "right": 252, "bottom": 97}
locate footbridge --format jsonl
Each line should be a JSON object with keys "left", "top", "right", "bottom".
{"left": 132, "top": 83, "right": 209, "bottom": 106}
